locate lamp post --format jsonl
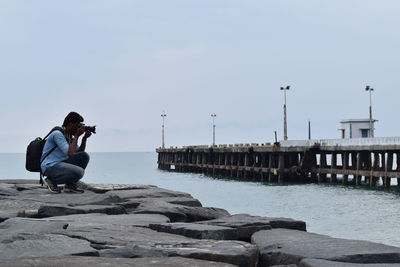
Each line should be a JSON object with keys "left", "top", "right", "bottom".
{"left": 365, "top": 86, "right": 374, "bottom": 137}
{"left": 211, "top": 114, "right": 216, "bottom": 146}
{"left": 280, "top": 86, "right": 290, "bottom": 140}
{"left": 161, "top": 111, "right": 167, "bottom": 148}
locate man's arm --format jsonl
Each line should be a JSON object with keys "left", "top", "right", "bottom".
{"left": 68, "top": 137, "right": 80, "bottom": 156}
{"left": 78, "top": 130, "right": 92, "bottom": 152}
{"left": 53, "top": 131, "right": 69, "bottom": 156}
{"left": 68, "top": 126, "right": 85, "bottom": 156}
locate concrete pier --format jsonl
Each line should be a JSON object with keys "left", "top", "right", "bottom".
{"left": 157, "top": 138, "right": 400, "bottom": 187}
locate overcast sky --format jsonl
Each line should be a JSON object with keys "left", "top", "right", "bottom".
{"left": 1, "top": 0, "right": 400, "bottom": 152}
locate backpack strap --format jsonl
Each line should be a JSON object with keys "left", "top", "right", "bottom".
{"left": 40, "top": 127, "right": 65, "bottom": 164}
{"left": 43, "top": 126, "right": 64, "bottom": 140}
{"left": 40, "top": 145, "right": 58, "bottom": 164}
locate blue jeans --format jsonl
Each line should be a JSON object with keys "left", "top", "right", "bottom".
{"left": 45, "top": 152, "right": 90, "bottom": 185}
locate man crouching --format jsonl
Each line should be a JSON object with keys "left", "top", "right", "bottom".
{"left": 40, "top": 112, "right": 92, "bottom": 193}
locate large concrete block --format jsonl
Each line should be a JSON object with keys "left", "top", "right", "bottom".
{"left": 252, "top": 229, "right": 400, "bottom": 266}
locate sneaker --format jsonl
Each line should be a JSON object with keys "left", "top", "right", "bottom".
{"left": 64, "top": 183, "right": 84, "bottom": 193}
{"left": 44, "top": 178, "right": 61, "bottom": 193}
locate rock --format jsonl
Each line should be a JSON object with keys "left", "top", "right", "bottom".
{"left": 0, "top": 211, "right": 18, "bottom": 223}
{"left": 0, "top": 217, "right": 69, "bottom": 243}
{"left": 252, "top": 229, "right": 400, "bottom": 266}
{"left": 148, "top": 222, "right": 239, "bottom": 240}
{"left": 0, "top": 234, "right": 98, "bottom": 259}
{"left": 13, "top": 184, "right": 43, "bottom": 192}
{"left": 199, "top": 213, "right": 305, "bottom": 231}
{"left": 53, "top": 222, "right": 257, "bottom": 267}
{"left": 164, "top": 197, "right": 203, "bottom": 207}
{"left": 271, "top": 265, "right": 298, "bottom": 267}
{"left": 17, "top": 190, "right": 123, "bottom": 206}
{"left": 100, "top": 240, "right": 258, "bottom": 267}
{"left": 0, "top": 198, "right": 44, "bottom": 220}
{"left": 0, "top": 256, "right": 238, "bottom": 267}
{"left": 299, "top": 258, "right": 400, "bottom": 266}
{"left": 267, "top": 217, "right": 307, "bottom": 231}
{"left": 1, "top": 187, "right": 125, "bottom": 220}
{"left": 106, "top": 187, "right": 193, "bottom": 200}
{"left": 133, "top": 199, "right": 230, "bottom": 222}
{"left": 119, "top": 197, "right": 203, "bottom": 209}
{"left": 5, "top": 179, "right": 400, "bottom": 267}
{"left": 52, "top": 224, "right": 192, "bottom": 247}
{"left": 0, "top": 184, "right": 19, "bottom": 196}
{"left": 48, "top": 213, "right": 170, "bottom": 227}
{"left": 197, "top": 214, "right": 277, "bottom": 241}
{"left": 79, "top": 182, "right": 157, "bottom": 193}
{"left": 0, "top": 179, "right": 38, "bottom": 184}
{"left": 37, "top": 204, "right": 127, "bottom": 217}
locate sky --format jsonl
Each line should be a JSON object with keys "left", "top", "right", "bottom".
{"left": 1, "top": 0, "right": 400, "bottom": 152}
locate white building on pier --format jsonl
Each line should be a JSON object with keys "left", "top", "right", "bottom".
{"left": 339, "top": 119, "right": 377, "bottom": 139}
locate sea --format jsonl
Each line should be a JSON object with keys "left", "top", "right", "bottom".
{"left": 1, "top": 152, "right": 400, "bottom": 247}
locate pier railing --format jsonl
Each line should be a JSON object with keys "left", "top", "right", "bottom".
{"left": 156, "top": 138, "right": 400, "bottom": 187}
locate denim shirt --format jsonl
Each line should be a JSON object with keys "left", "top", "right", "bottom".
{"left": 40, "top": 130, "right": 74, "bottom": 174}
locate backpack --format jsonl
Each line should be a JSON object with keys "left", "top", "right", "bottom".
{"left": 25, "top": 126, "right": 64, "bottom": 185}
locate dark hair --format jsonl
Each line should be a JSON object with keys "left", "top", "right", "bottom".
{"left": 62, "top": 112, "right": 84, "bottom": 127}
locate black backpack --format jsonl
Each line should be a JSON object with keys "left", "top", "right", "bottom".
{"left": 26, "top": 127, "right": 64, "bottom": 184}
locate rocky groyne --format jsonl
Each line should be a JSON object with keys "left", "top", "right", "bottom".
{"left": 1, "top": 179, "right": 400, "bottom": 266}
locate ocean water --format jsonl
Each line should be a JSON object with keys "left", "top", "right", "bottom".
{"left": 1, "top": 152, "right": 400, "bottom": 247}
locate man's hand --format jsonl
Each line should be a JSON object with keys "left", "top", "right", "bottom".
{"left": 83, "top": 130, "right": 92, "bottom": 140}
{"left": 75, "top": 126, "right": 85, "bottom": 137}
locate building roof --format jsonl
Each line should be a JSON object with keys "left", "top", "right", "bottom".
{"left": 340, "top": 119, "right": 378, "bottom": 123}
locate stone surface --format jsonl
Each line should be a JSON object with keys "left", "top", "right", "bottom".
{"left": 252, "top": 229, "right": 400, "bottom": 266}
{"left": 119, "top": 196, "right": 203, "bottom": 209}
{"left": 100, "top": 240, "right": 258, "bottom": 267}
{"left": 299, "top": 258, "right": 400, "bottom": 267}
{"left": 267, "top": 217, "right": 307, "bottom": 231}
{"left": 48, "top": 213, "right": 171, "bottom": 227}
{"left": 198, "top": 214, "right": 278, "bottom": 241}
{"left": 37, "top": 204, "right": 127, "bottom": 217}
{"left": 0, "top": 197, "right": 45, "bottom": 220}
{"left": 162, "top": 197, "right": 203, "bottom": 207}
{"left": 149, "top": 222, "right": 239, "bottom": 240}
{"left": 0, "top": 180, "right": 254, "bottom": 266}
{"left": 133, "top": 199, "right": 230, "bottom": 222}
{"left": 79, "top": 182, "right": 157, "bottom": 193}
{"left": 0, "top": 183, "right": 19, "bottom": 196}
{"left": 271, "top": 265, "right": 298, "bottom": 267}
{"left": 3, "top": 180, "right": 400, "bottom": 267}
{"left": 52, "top": 224, "right": 192, "bottom": 247}
{"left": 0, "top": 217, "right": 69, "bottom": 243}
{"left": 51, "top": 222, "right": 257, "bottom": 266}
{"left": 13, "top": 183, "right": 43, "bottom": 192}
{"left": 17, "top": 190, "right": 122, "bottom": 205}
{"left": 0, "top": 210, "right": 18, "bottom": 223}
{"left": 0, "top": 256, "right": 238, "bottom": 267}
{"left": 0, "top": 234, "right": 98, "bottom": 259}
{"left": 0, "top": 179, "right": 38, "bottom": 184}
{"left": 106, "top": 187, "right": 193, "bottom": 200}
{"left": 198, "top": 213, "right": 305, "bottom": 231}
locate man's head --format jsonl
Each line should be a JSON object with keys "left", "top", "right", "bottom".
{"left": 63, "top": 112, "right": 84, "bottom": 134}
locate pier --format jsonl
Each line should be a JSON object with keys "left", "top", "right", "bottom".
{"left": 157, "top": 137, "right": 400, "bottom": 187}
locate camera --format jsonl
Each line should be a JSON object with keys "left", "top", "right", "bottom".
{"left": 85, "top": 125, "right": 96, "bottom": 134}
{"left": 80, "top": 124, "right": 96, "bottom": 134}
